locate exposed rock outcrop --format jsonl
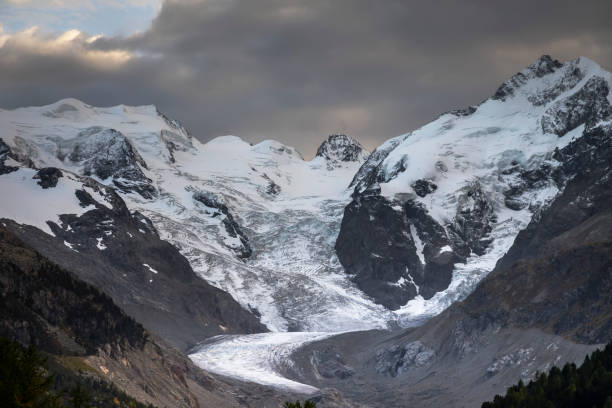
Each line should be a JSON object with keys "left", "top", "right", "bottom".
{"left": 316, "top": 134, "right": 369, "bottom": 169}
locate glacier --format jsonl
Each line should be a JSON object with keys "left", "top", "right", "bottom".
{"left": 1, "top": 55, "right": 611, "bottom": 394}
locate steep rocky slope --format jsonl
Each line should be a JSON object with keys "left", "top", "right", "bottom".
{"left": 0, "top": 227, "right": 245, "bottom": 408}
{"left": 461, "top": 122, "right": 612, "bottom": 344}
{"left": 0, "top": 225, "right": 363, "bottom": 407}
{"left": 286, "top": 119, "right": 612, "bottom": 407}
{"left": 0, "top": 166, "right": 265, "bottom": 351}
{"left": 336, "top": 55, "right": 612, "bottom": 315}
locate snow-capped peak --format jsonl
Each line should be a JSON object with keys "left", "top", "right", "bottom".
{"left": 315, "top": 134, "right": 369, "bottom": 167}
{"left": 338, "top": 55, "right": 612, "bottom": 324}
{"left": 0, "top": 99, "right": 392, "bottom": 334}
{"left": 490, "top": 55, "right": 609, "bottom": 107}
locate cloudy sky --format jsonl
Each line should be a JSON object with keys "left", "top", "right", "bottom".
{"left": 1, "top": 0, "right": 611, "bottom": 156}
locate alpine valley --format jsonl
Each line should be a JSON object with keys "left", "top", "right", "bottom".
{"left": 1, "top": 55, "right": 611, "bottom": 407}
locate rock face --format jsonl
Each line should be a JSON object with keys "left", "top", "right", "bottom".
{"left": 375, "top": 341, "right": 435, "bottom": 377}
{"left": 411, "top": 179, "right": 437, "bottom": 197}
{"left": 0, "top": 138, "right": 18, "bottom": 175}
{"left": 33, "top": 167, "right": 63, "bottom": 189}
{"left": 192, "top": 190, "right": 252, "bottom": 258}
{"left": 0, "top": 227, "right": 146, "bottom": 355}
{"left": 61, "top": 126, "right": 156, "bottom": 198}
{"left": 492, "top": 55, "right": 564, "bottom": 101}
{"left": 541, "top": 76, "right": 611, "bottom": 136}
{"left": 311, "top": 346, "right": 355, "bottom": 380}
{"left": 464, "top": 122, "right": 612, "bottom": 344}
{"left": 316, "top": 134, "right": 369, "bottom": 169}
{"left": 2, "top": 170, "right": 265, "bottom": 351}
{"left": 0, "top": 101, "right": 385, "bottom": 333}
{"left": 336, "top": 192, "right": 457, "bottom": 309}
{"left": 335, "top": 55, "right": 612, "bottom": 311}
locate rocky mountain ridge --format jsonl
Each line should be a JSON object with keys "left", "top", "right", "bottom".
{"left": 336, "top": 55, "right": 612, "bottom": 314}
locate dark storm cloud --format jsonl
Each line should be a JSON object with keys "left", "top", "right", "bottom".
{"left": 1, "top": 0, "right": 611, "bottom": 155}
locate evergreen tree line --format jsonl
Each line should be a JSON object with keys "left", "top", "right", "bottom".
{"left": 482, "top": 341, "right": 612, "bottom": 408}
{"left": 284, "top": 400, "right": 316, "bottom": 408}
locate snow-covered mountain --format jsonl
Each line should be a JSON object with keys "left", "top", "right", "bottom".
{"left": 336, "top": 55, "right": 612, "bottom": 323}
{"left": 0, "top": 102, "right": 392, "bottom": 332}
{"left": 1, "top": 54, "right": 610, "bottom": 397}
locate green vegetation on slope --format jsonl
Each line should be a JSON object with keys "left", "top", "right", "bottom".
{"left": 482, "top": 342, "right": 612, "bottom": 408}
{"left": 0, "top": 337, "right": 152, "bottom": 408}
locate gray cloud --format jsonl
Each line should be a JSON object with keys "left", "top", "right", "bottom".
{"left": 1, "top": 0, "right": 611, "bottom": 155}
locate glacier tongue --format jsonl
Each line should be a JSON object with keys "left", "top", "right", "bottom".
{"left": 189, "top": 332, "right": 337, "bottom": 394}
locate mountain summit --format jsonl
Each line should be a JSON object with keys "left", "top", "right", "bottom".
{"left": 336, "top": 55, "right": 612, "bottom": 312}
{"left": 315, "top": 134, "right": 369, "bottom": 167}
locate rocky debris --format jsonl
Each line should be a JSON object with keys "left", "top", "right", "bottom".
{"left": 411, "top": 179, "right": 437, "bottom": 197}
{"left": 61, "top": 126, "right": 156, "bottom": 198}
{"left": 192, "top": 190, "right": 252, "bottom": 258}
{"left": 287, "top": 313, "right": 596, "bottom": 408}
{"left": 541, "top": 76, "right": 611, "bottom": 136}
{"left": 0, "top": 138, "right": 19, "bottom": 175}
{"left": 375, "top": 341, "right": 435, "bottom": 377}
{"left": 33, "top": 167, "right": 63, "bottom": 189}
{"left": 316, "top": 134, "right": 369, "bottom": 169}
{"left": 311, "top": 347, "right": 355, "bottom": 380}
{"left": 486, "top": 348, "right": 534, "bottom": 377}
{"left": 306, "top": 388, "right": 370, "bottom": 408}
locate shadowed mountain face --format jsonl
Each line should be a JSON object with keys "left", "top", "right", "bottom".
{"left": 1, "top": 168, "right": 265, "bottom": 352}
{"left": 0, "top": 227, "right": 147, "bottom": 355}
{"left": 0, "top": 227, "right": 238, "bottom": 408}
{"left": 0, "top": 225, "right": 361, "bottom": 408}
{"left": 462, "top": 123, "right": 612, "bottom": 344}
